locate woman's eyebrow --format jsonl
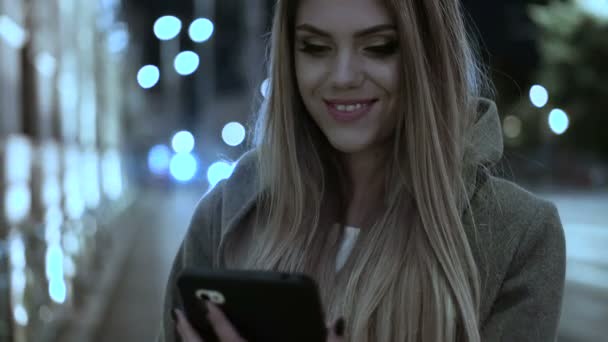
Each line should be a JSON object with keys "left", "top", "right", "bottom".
{"left": 295, "top": 24, "right": 396, "bottom": 38}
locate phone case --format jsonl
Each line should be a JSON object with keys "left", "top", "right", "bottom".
{"left": 177, "top": 268, "right": 328, "bottom": 342}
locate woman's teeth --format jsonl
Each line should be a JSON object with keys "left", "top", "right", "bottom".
{"left": 335, "top": 103, "right": 365, "bottom": 112}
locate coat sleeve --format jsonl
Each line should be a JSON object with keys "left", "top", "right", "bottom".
{"left": 157, "top": 182, "right": 225, "bottom": 342}
{"left": 480, "top": 202, "right": 566, "bottom": 341}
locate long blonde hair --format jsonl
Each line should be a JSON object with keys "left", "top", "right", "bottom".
{"left": 228, "top": 0, "right": 492, "bottom": 340}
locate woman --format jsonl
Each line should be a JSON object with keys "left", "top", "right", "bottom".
{"left": 159, "top": 0, "right": 566, "bottom": 341}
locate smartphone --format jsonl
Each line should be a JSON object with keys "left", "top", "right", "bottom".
{"left": 177, "top": 268, "right": 328, "bottom": 342}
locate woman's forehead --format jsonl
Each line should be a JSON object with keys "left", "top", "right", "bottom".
{"left": 295, "top": 0, "right": 393, "bottom": 29}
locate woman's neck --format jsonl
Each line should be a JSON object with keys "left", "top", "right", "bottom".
{"left": 340, "top": 147, "right": 388, "bottom": 228}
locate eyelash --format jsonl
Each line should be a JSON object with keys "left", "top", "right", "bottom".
{"left": 298, "top": 43, "right": 329, "bottom": 55}
{"left": 298, "top": 41, "right": 398, "bottom": 57}
{"left": 367, "top": 42, "right": 398, "bottom": 55}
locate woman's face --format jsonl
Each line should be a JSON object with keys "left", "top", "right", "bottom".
{"left": 294, "top": 0, "right": 400, "bottom": 154}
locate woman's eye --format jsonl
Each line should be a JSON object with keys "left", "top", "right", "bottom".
{"left": 365, "top": 42, "right": 398, "bottom": 56}
{"left": 298, "top": 43, "right": 330, "bottom": 55}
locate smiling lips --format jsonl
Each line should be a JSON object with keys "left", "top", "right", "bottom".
{"left": 324, "top": 98, "right": 378, "bottom": 122}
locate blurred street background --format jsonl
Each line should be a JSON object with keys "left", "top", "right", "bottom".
{"left": 0, "top": 0, "right": 606, "bottom": 341}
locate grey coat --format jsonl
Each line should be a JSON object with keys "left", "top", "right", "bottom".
{"left": 158, "top": 98, "right": 566, "bottom": 341}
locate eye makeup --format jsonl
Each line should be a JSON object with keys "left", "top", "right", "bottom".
{"left": 296, "top": 39, "right": 399, "bottom": 58}
{"left": 364, "top": 40, "right": 399, "bottom": 56}
{"left": 297, "top": 41, "right": 331, "bottom": 55}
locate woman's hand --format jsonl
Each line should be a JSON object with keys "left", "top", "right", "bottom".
{"left": 174, "top": 301, "right": 246, "bottom": 342}
{"left": 173, "top": 301, "right": 345, "bottom": 342}
{"left": 326, "top": 317, "right": 346, "bottom": 342}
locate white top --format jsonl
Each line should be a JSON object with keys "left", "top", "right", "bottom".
{"left": 335, "top": 225, "right": 360, "bottom": 272}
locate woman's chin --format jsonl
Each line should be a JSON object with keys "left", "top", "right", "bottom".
{"left": 327, "top": 138, "right": 371, "bottom": 154}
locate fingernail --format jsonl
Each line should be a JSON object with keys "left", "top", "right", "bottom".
{"left": 171, "top": 309, "right": 178, "bottom": 322}
{"left": 335, "top": 317, "right": 345, "bottom": 337}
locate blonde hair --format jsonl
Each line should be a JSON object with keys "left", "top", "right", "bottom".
{"left": 228, "top": 0, "right": 492, "bottom": 340}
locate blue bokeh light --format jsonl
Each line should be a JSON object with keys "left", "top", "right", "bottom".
{"left": 189, "top": 18, "right": 214, "bottom": 43}
{"left": 170, "top": 153, "right": 198, "bottom": 182}
{"left": 153, "top": 16, "right": 182, "bottom": 41}
{"left": 260, "top": 78, "right": 270, "bottom": 98}
{"left": 148, "top": 145, "right": 172, "bottom": 175}
{"left": 222, "top": 122, "right": 246, "bottom": 147}
{"left": 45, "top": 244, "right": 67, "bottom": 304}
{"left": 174, "top": 51, "right": 200, "bottom": 76}
{"left": 137, "top": 65, "right": 160, "bottom": 89}
{"left": 0, "top": 15, "right": 27, "bottom": 48}
{"left": 530, "top": 85, "right": 549, "bottom": 108}
{"left": 549, "top": 109, "right": 570, "bottom": 135}
{"left": 171, "top": 131, "right": 195, "bottom": 154}
{"left": 207, "top": 161, "right": 236, "bottom": 188}
{"left": 49, "top": 279, "right": 67, "bottom": 304}
{"left": 107, "top": 26, "right": 129, "bottom": 53}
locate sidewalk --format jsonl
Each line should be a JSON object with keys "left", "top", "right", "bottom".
{"left": 94, "top": 187, "right": 202, "bottom": 342}
{"left": 51, "top": 186, "right": 203, "bottom": 342}
{"left": 539, "top": 191, "right": 608, "bottom": 342}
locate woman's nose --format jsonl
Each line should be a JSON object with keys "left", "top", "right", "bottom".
{"left": 330, "top": 52, "right": 364, "bottom": 89}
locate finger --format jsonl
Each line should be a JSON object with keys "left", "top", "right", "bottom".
{"left": 205, "top": 300, "right": 246, "bottom": 342}
{"left": 175, "top": 309, "right": 204, "bottom": 342}
{"left": 326, "top": 317, "right": 346, "bottom": 342}
{"left": 327, "top": 330, "right": 346, "bottom": 342}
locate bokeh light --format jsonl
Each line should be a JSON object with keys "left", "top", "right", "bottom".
{"left": 44, "top": 207, "right": 63, "bottom": 244}
{"left": 45, "top": 243, "right": 67, "bottom": 304}
{"left": 81, "top": 150, "right": 101, "bottom": 209}
{"left": 530, "top": 85, "right": 549, "bottom": 108}
{"left": 101, "top": 150, "right": 124, "bottom": 200}
{"left": 189, "top": 18, "right": 214, "bottom": 43}
{"left": 153, "top": 16, "right": 182, "bottom": 41}
{"left": 49, "top": 279, "right": 67, "bottom": 304}
{"left": 9, "top": 236, "right": 26, "bottom": 269}
{"left": 63, "top": 256, "right": 76, "bottom": 278}
{"left": 148, "top": 145, "right": 172, "bottom": 175}
{"left": 170, "top": 153, "right": 198, "bottom": 182}
{"left": 222, "top": 122, "right": 246, "bottom": 147}
{"left": 13, "top": 305, "right": 28, "bottom": 326}
{"left": 107, "top": 25, "right": 129, "bottom": 53}
{"left": 171, "top": 131, "right": 195, "bottom": 154}
{"left": 207, "top": 161, "right": 236, "bottom": 188}
{"left": 35, "top": 52, "right": 57, "bottom": 77}
{"left": 0, "top": 15, "right": 27, "bottom": 48}
{"left": 260, "top": 78, "right": 270, "bottom": 98}
{"left": 137, "top": 65, "right": 160, "bottom": 89}
{"left": 577, "top": 0, "right": 608, "bottom": 20}
{"left": 45, "top": 245, "right": 63, "bottom": 281}
{"left": 174, "top": 51, "right": 200, "bottom": 76}
{"left": 5, "top": 184, "right": 31, "bottom": 224}
{"left": 549, "top": 109, "right": 570, "bottom": 135}
{"left": 503, "top": 115, "right": 523, "bottom": 139}
{"left": 11, "top": 270, "right": 25, "bottom": 299}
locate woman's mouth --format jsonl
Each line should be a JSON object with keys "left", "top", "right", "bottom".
{"left": 324, "top": 99, "right": 378, "bottom": 122}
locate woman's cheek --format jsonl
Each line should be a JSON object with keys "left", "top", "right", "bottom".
{"left": 297, "top": 56, "right": 327, "bottom": 83}
{"left": 370, "top": 61, "right": 400, "bottom": 92}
